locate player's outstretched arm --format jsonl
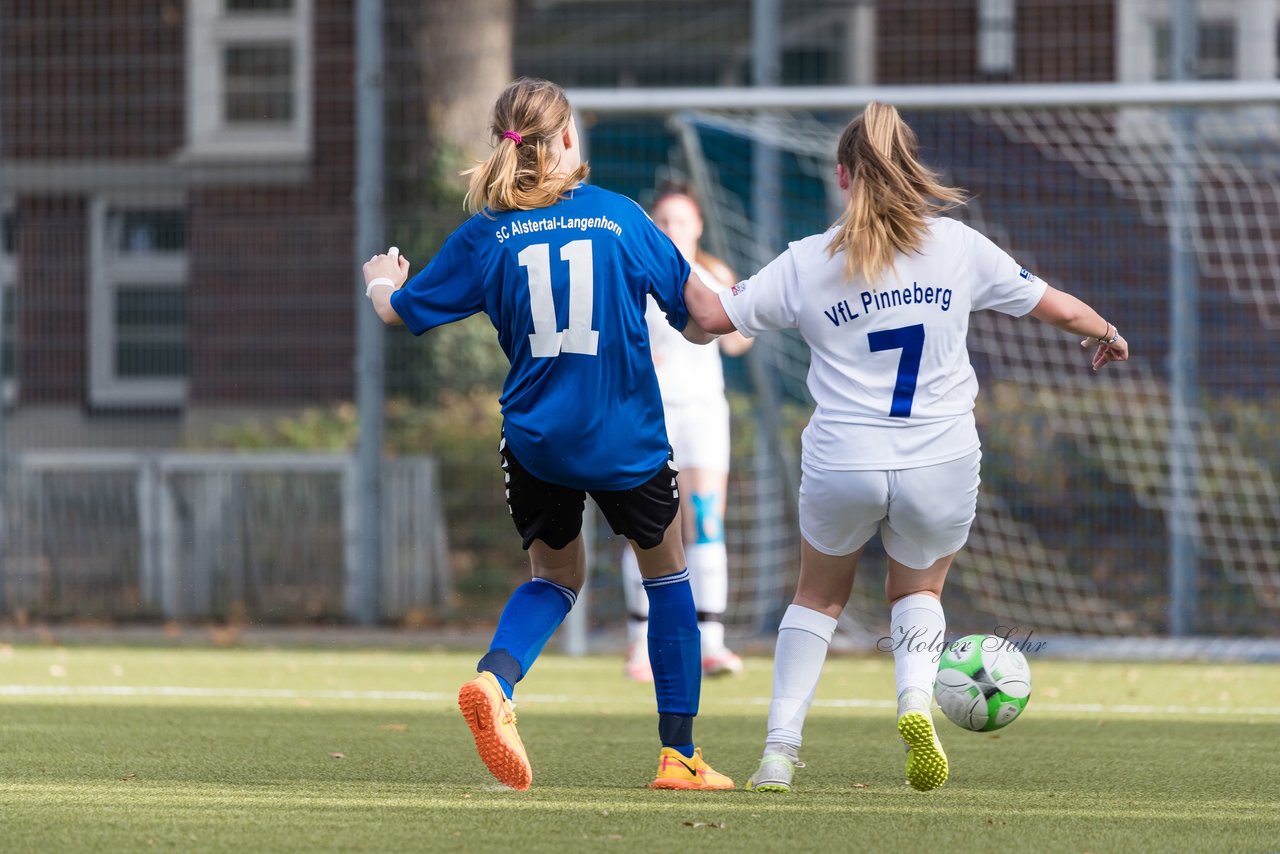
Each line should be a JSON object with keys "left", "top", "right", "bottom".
{"left": 718, "top": 330, "right": 753, "bottom": 357}
{"left": 1028, "top": 285, "right": 1129, "bottom": 372}
{"left": 682, "top": 315, "right": 718, "bottom": 345}
{"left": 683, "top": 270, "right": 736, "bottom": 337}
{"left": 363, "top": 248, "right": 410, "bottom": 326}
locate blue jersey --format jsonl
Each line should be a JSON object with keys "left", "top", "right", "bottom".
{"left": 391, "top": 184, "right": 692, "bottom": 491}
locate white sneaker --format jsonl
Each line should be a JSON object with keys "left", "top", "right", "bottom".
{"left": 746, "top": 752, "right": 805, "bottom": 793}
{"left": 701, "top": 647, "right": 744, "bottom": 677}
{"left": 623, "top": 641, "right": 653, "bottom": 682}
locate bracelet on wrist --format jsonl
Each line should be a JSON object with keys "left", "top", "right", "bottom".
{"left": 1096, "top": 323, "right": 1119, "bottom": 346}
{"left": 366, "top": 277, "right": 395, "bottom": 298}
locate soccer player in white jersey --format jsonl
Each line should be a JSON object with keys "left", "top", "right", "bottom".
{"left": 621, "top": 184, "right": 753, "bottom": 681}
{"left": 682, "top": 102, "right": 1129, "bottom": 793}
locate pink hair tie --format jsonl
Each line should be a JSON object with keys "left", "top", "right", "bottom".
{"left": 502, "top": 130, "right": 523, "bottom": 146}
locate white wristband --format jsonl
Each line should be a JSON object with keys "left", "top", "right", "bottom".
{"left": 366, "top": 277, "right": 395, "bottom": 298}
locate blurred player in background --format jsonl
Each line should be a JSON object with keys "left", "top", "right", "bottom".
{"left": 621, "top": 183, "right": 753, "bottom": 682}
{"left": 682, "top": 102, "right": 1128, "bottom": 793}
{"left": 365, "top": 77, "right": 734, "bottom": 792}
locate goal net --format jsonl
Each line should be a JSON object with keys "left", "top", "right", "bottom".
{"left": 579, "top": 90, "right": 1280, "bottom": 644}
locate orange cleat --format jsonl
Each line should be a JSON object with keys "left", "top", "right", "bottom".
{"left": 458, "top": 672, "right": 532, "bottom": 790}
{"left": 649, "top": 747, "right": 735, "bottom": 791}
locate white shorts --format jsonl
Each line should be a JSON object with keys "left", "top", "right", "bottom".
{"left": 664, "top": 396, "right": 731, "bottom": 472}
{"left": 798, "top": 450, "right": 981, "bottom": 569}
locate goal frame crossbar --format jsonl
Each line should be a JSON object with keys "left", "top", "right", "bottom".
{"left": 570, "top": 81, "right": 1280, "bottom": 114}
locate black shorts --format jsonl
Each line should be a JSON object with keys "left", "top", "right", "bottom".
{"left": 500, "top": 438, "right": 680, "bottom": 551}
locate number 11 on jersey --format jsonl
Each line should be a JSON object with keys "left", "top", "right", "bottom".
{"left": 518, "top": 239, "right": 600, "bottom": 358}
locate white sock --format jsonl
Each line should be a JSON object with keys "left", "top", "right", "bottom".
{"left": 699, "top": 619, "right": 726, "bottom": 655}
{"left": 766, "top": 604, "right": 838, "bottom": 749}
{"left": 626, "top": 617, "right": 648, "bottom": 651}
{"left": 889, "top": 593, "right": 945, "bottom": 715}
{"left": 687, "top": 541, "right": 728, "bottom": 614}
{"left": 763, "top": 741, "right": 799, "bottom": 761}
{"left": 621, "top": 545, "right": 648, "bottom": 621}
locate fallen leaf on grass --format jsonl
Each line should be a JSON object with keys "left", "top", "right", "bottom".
{"left": 599, "top": 810, "right": 609, "bottom": 817}
{"left": 329, "top": 752, "right": 345, "bottom": 760}
{"left": 380, "top": 723, "right": 409, "bottom": 732}
{"left": 120, "top": 773, "right": 137, "bottom": 781}
{"left": 682, "top": 822, "right": 725, "bottom": 829}
{"left": 851, "top": 783, "right": 870, "bottom": 789}
{"left": 606, "top": 835, "right": 622, "bottom": 841}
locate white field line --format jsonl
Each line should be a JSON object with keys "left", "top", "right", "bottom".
{"left": 2, "top": 684, "right": 1280, "bottom": 717}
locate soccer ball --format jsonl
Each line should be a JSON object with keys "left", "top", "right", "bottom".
{"left": 933, "top": 634, "right": 1032, "bottom": 732}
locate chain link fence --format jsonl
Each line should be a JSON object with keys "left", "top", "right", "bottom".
{"left": 1, "top": 1, "right": 1277, "bottom": 641}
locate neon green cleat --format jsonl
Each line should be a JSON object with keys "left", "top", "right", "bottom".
{"left": 745, "top": 752, "right": 805, "bottom": 793}
{"left": 898, "top": 711, "right": 948, "bottom": 791}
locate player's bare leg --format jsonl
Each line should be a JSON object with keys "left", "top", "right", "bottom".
{"left": 529, "top": 533, "right": 587, "bottom": 591}
{"left": 887, "top": 554, "right": 954, "bottom": 791}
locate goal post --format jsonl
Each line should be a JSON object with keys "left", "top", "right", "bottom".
{"left": 572, "top": 83, "right": 1280, "bottom": 654}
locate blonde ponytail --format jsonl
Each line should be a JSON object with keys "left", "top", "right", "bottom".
{"left": 464, "top": 77, "right": 590, "bottom": 215}
{"left": 830, "top": 102, "right": 966, "bottom": 283}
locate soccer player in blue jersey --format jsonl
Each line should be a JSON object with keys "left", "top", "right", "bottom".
{"left": 363, "top": 77, "right": 733, "bottom": 792}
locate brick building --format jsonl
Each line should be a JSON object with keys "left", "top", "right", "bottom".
{"left": 2, "top": 0, "right": 353, "bottom": 447}
{"left": 2, "top": 0, "right": 1277, "bottom": 448}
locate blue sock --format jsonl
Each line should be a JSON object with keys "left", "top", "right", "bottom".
{"left": 644, "top": 568, "right": 700, "bottom": 756}
{"left": 476, "top": 578, "right": 576, "bottom": 699}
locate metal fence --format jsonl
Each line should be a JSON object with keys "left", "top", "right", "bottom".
{"left": 4, "top": 452, "right": 447, "bottom": 623}
{"left": 1, "top": 1, "right": 1278, "bottom": 641}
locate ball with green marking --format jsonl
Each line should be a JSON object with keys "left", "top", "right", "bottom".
{"left": 933, "top": 634, "right": 1032, "bottom": 732}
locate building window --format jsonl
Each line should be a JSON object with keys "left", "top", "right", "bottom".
{"left": 1, "top": 206, "right": 15, "bottom": 403}
{"left": 1153, "top": 20, "right": 1237, "bottom": 80}
{"left": 186, "top": 0, "right": 313, "bottom": 160}
{"left": 1117, "top": 1, "right": 1280, "bottom": 143}
{"left": 1118, "top": 1, "right": 1278, "bottom": 82}
{"left": 978, "top": 0, "right": 1016, "bottom": 76}
{"left": 89, "top": 200, "right": 189, "bottom": 407}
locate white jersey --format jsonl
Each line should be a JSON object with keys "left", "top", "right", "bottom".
{"left": 647, "top": 261, "right": 728, "bottom": 404}
{"left": 719, "top": 217, "right": 1046, "bottom": 471}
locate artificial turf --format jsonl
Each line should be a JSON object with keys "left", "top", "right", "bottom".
{"left": 1, "top": 646, "right": 1277, "bottom": 853}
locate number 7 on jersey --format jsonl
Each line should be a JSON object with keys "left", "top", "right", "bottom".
{"left": 868, "top": 323, "right": 925, "bottom": 417}
{"left": 518, "top": 239, "right": 600, "bottom": 358}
